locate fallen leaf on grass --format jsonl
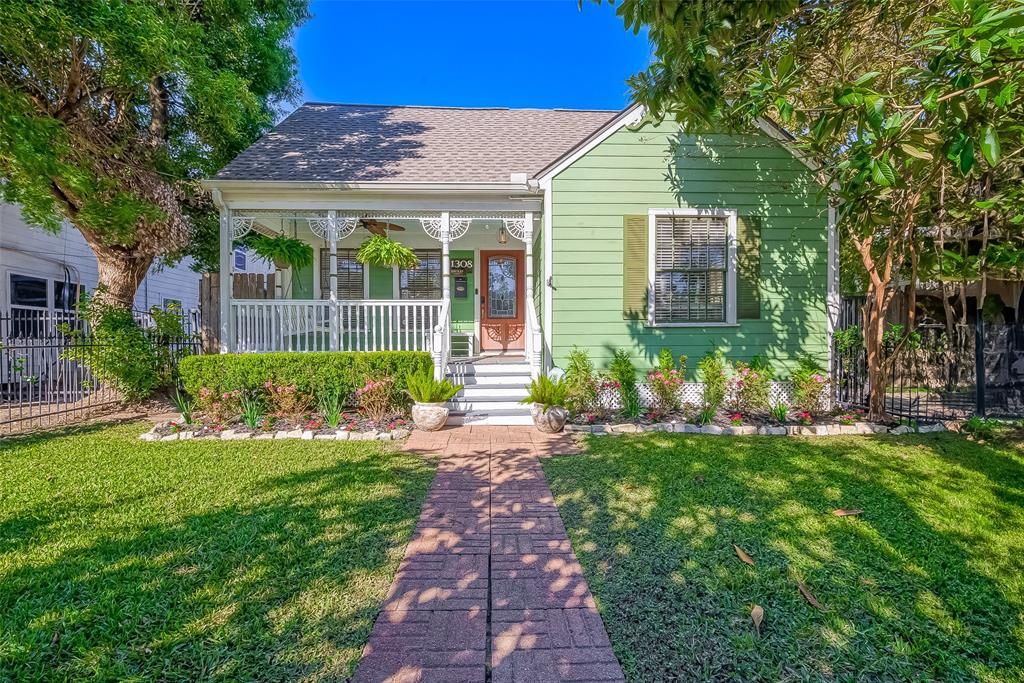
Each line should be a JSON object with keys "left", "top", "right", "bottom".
{"left": 832, "top": 508, "right": 863, "bottom": 517}
{"left": 734, "top": 544, "right": 755, "bottom": 566}
{"left": 797, "top": 580, "right": 824, "bottom": 610}
{"left": 751, "top": 604, "right": 764, "bottom": 636}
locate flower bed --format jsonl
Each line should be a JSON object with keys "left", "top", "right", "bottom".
{"left": 565, "top": 419, "right": 948, "bottom": 436}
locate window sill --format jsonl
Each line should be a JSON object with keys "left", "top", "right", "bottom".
{"left": 646, "top": 322, "right": 740, "bottom": 328}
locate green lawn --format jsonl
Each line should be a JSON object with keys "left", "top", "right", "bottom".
{"left": 544, "top": 432, "right": 1024, "bottom": 682}
{"left": 0, "top": 422, "right": 434, "bottom": 681}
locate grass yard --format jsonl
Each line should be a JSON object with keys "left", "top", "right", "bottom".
{"left": 0, "top": 422, "right": 434, "bottom": 681}
{"left": 544, "top": 432, "right": 1024, "bottom": 682}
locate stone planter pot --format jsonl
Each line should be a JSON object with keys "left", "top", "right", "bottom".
{"left": 531, "top": 403, "right": 568, "bottom": 433}
{"left": 411, "top": 402, "right": 449, "bottom": 431}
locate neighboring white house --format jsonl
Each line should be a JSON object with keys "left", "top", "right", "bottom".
{"left": 0, "top": 201, "right": 204, "bottom": 326}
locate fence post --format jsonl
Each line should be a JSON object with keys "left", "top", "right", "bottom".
{"left": 975, "top": 314, "right": 986, "bottom": 417}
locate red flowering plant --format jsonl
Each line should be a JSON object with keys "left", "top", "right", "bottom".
{"left": 355, "top": 376, "right": 397, "bottom": 422}
{"left": 796, "top": 410, "right": 813, "bottom": 425}
{"left": 730, "top": 413, "right": 744, "bottom": 426}
{"left": 647, "top": 368, "right": 685, "bottom": 415}
{"left": 196, "top": 387, "right": 241, "bottom": 424}
{"left": 303, "top": 416, "right": 323, "bottom": 431}
{"left": 837, "top": 412, "right": 858, "bottom": 425}
{"left": 167, "top": 421, "right": 184, "bottom": 433}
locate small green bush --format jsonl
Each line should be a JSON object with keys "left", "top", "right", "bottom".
{"left": 698, "top": 350, "right": 727, "bottom": 414}
{"left": 563, "top": 346, "right": 599, "bottom": 416}
{"left": 179, "top": 351, "right": 432, "bottom": 406}
{"left": 729, "top": 358, "right": 773, "bottom": 414}
{"left": 520, "top": 375, "right": 568, "bottom": 411}
{"left": 609, "top": 349, "right": 642, "bottom": 418}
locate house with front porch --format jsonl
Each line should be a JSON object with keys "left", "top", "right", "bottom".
{"left": 203, "top": 103, "right": 836, "bottom": 424}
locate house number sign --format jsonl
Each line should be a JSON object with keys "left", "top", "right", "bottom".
{"left": 451, "top": 258, "right": 474, "bottom": 274}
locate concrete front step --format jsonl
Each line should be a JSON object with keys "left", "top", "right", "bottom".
{"left": 456, "top": 383, "right": 529, "bottom": 399}
{"left": 447, "top": 409, "right": 534, "bottom": 426}
{"left": 447, "top": 397, "right": 527, "bottom": 412}
{"left": 449, "top": 362, "right": 531, "bottom": 377}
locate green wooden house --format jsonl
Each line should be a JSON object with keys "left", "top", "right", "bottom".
{"left": 204, "top": 103, "right": 836, "bottom": 424}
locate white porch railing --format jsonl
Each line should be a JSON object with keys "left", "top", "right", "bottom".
{"left": 230, "top": 299, "right": 444, "bottom": 354}
{"left": 525, "top": 297, "right": 543, "bottom": 379}
{"left": 430, "top": 300, "right": 451, "bottom": 380}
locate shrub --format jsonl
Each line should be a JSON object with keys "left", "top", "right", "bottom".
{"left": 729, "top": 359, "right": 773, "bottom": 413}
{"left": 647, "top": 368, "right": 684, "bottom": 415}
{"left": 609, "top": 349, "right": 641, "bottom": 418}
{"left": 563, "top": 346, "right": 599, "bottom": 416}
{"left": 356, "top": 377, "right": 397, "bottom": 421}
{"left": 62, "top": 298, "right": 161, "bottom": 402}
{"left": 405, "top": 364, "right": 462, "bottom": 403}
{"left": 791, "top": 355, "right": 830, "bottom": 416}
{"left": 178, "top": 351, "right": 432, "bottom": 405}
{"left": 520, "top": 375, "right": 568, "bottom": 411}
{"left": 698, "top": 350, "right": 727, "bottom": 414}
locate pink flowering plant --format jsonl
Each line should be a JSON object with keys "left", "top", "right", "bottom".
{"left": 796, "top": 410, "right": 813, "bottom": 425}
{"left": 728, "top": 360, "right": 773, "bottom": 414}
{"left": 791, "top": 356, "right": 830, "bottom": 416}
{"left": 196, "top": 387, "right": 241, "bottom": 423}
{"left": 263, "top": 380, "right": 311, "bottom": 421}
{"left": 730, "top": 413, "right": 744, "bottom": 426}
{"left": 356, "top": 376, "right": 397, "bottom": 422}
{"left": 647, "top": 367, "right": 685, "bottom": 415}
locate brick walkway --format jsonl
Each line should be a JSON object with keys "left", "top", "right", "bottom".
{"left": 351, "top": 426, "right": 624, "bottom": 683}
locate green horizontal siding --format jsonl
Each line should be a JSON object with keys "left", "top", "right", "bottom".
{"left": 549, "top": 123, "right": 829, "bottom": 379}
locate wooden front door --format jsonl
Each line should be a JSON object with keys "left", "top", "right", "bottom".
{"left": 479, "top": 250, "right": 525, "bottom": 351}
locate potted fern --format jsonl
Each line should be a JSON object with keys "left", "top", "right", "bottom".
{"left": 405, "top": 364, "right": 463, "bottom": 431}
{"left": 520, "top": 375, "right": 569, "bottom": 433}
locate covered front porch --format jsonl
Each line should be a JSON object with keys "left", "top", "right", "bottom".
{"left": 215, "top": 202, "right": 543, "bottom": 379}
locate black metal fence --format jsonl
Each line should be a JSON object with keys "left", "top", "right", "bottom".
{"left": 833, "top": 318, "right": 1024, "bottom": 421}
{"left": 0, "top": 310, "right": 200, "bottom": 435}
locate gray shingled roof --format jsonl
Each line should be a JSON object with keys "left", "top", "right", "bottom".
{"left": 214, "top": 103, "right": 620, "bottom": 183}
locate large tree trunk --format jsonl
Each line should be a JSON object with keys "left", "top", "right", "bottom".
{"left": 93, "top": 247, "right": 154, "bottom": 309}
{"left": 862, "top": 286, "right": 889, "bottom": 420}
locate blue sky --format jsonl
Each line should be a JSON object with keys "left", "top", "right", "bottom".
{"left": 293, "top": 0, "right": 651, "bottom": 111}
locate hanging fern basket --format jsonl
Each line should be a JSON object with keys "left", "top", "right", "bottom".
{"left": 240, "top": 233, "right": 313, "bottom": 270}
{"left": 356, "top": 234, "right": 419, "bottom": 269}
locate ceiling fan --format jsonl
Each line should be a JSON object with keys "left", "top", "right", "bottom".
{"left": 360, "top": 219, "right": 405, "bottom": 237}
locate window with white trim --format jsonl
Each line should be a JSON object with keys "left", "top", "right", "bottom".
{"left": 233, "top": 248, "right": 247, "bottom": 272}
{"left": 400, "top": 250, "right": 442, "bottom": 300}
{"left": 319, "top": 248, "right": 364, "bottom": 299}
{"left": 652, "top": 213, "right": 731, "bottom": 324}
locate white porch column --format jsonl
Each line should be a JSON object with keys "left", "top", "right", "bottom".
{"left": 327, "top": 210, "right": 340, "bottom": 351}
{"left": 218, "top": 203, "right": 232, "bottom": 353}
{"left": 523, "top": 211, "right": 540, "bottom": 376}
{"left": 440, "top": 211, "right": 451, "bottom": 301}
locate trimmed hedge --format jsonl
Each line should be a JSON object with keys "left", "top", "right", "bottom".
{"left": 179, "top": 351, "right": 432, "bottom": 404}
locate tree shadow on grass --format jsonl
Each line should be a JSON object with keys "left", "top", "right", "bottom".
{"left": 544, "top": 433, "right": 1024, "bottom": 682}
{"left": 0, "top": 447, "right": 435, "bottom": 681}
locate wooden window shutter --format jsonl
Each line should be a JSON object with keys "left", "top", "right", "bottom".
{"left": 736, "top": 216, "right": 762, "bottom": 319}
{"left": 622, "top": 215, "right": 648, "bottom": 320}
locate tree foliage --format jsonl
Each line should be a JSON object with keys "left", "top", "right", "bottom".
{"left": 598, "top": 0, "right": 1024, "bottom": 417}
{"left": 0, "top": 0, "right": 308, "bottom": 304}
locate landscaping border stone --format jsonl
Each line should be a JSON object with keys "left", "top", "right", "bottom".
{"left": 564, "top": 421, "right": 945, "bottom": 437}
{"left": 140, "top": 424, "right": 410, "bottom": 442}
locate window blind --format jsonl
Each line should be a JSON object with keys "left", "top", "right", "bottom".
{"left": 653, "top": 215, "right": 728, "bottom": 323}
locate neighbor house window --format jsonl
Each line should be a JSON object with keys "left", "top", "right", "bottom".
{"left": 651, "top": 211, "right": 734, "bottom": 324}
{"left": 400, "top": 250, "right": 442, "bottom": 299}
{"left": 234, "top": 248, "right": 247, "bottom": 272}
{"left": 319, "top": 248, "right": 364, "bottom": 299}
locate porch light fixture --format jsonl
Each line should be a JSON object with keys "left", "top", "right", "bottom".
{"left": 497, "top": 225, "right": 509, "bottom": 244}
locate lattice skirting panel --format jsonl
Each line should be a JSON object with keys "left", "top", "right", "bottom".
{"left": 599, "top": 380, "right": 799, "bottom": 410}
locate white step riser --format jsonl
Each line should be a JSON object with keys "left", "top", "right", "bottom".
{"left": 448, "top": 413, "right": 534, "bottom": 426}
{"left": 448, "top": 399, "right": 527, "bottom": 412}
{"left": 457, "top": 386, "right": 529, "bottom": 399}
{"left": 451, "top": 374, "right": 531, "bottom": 387}
{"left": 450, "top": 364, "right": 531, "bottom": 377}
